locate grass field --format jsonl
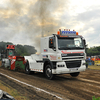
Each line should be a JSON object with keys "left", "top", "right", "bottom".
{"left": 88, "top": 65, "right": 100, "bottom": 70}
{"left": 0, "top": 80, "right": 28, "bottom": 100}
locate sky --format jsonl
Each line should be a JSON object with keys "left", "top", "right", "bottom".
{"left": 0, "top": 0, "right": 100, "bottom": 53}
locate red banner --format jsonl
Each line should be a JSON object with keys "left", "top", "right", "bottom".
{"left": 6, "top": 45, "right": 15, "bottom": 49}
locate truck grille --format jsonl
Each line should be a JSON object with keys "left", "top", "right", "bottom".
{"left": 62, "top": 53, "right": 84, "bottom": 57}
{"left": 65, "top": 60, "right": 81, "bottom": 68}
{"left": 62, "top": 57, "right": 84, "bottom": 60}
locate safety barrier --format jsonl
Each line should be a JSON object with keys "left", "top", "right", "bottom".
{"left": 86, "top": 60, "right": 100, "bottom": 66}
{"left": 94, "top": 60, "right": 100, "bottom": 66}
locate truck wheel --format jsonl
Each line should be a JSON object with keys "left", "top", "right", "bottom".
{"left": 70, "top": 72, "right": 80, "bottom": 77}
{"left": 45, "top": 64, "right": 53, "bottom": 80}
{"left": 25, "top": 62, "right": 31, "bottom": 74}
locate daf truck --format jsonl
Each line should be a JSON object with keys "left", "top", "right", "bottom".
{"left": 24, "top": 29, "right": 87, "bottom": 79}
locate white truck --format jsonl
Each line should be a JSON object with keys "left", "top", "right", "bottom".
{"left": 24, "top": 29, "right": 87, "bottom": 79}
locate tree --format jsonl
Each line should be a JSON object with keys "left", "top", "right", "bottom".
{"left": 0, "top": 41, "right": 37, "bottom": 56}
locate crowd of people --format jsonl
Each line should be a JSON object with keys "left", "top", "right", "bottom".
{"left": 86, "top": 56, "right": 100, "bottom": 65}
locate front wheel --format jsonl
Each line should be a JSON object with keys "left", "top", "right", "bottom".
{"left": 45, "top": 64, "right": 54, "bottom": 80}
{"left": 70, "top": 72, "right": 80, "bottom": 77}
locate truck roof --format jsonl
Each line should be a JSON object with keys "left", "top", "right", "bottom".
{"left": 56, "top": 30, "right": 83, "bottom": 38}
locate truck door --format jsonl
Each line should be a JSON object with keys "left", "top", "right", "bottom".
{"left": 49, "top": 36, "right": 57, "bottom": 61}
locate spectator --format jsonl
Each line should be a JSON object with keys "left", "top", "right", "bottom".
{"left": 86, "top": 56, "right": 92, "bottom": 65}
{"left": 91, "top": 56, "right": 95, "bottom": 65}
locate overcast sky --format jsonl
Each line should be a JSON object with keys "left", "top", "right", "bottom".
{"left": 0, "top": 0, "right": 100, "bottom": 52}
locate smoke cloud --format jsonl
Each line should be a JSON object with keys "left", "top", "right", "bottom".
{"left": 0, "top": 0, "right": 68, "bottom": 52}
{"left": 26, "top": 0, "right": 68, "bottom": 50}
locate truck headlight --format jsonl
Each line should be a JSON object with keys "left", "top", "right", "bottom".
{"left": 58, "top": 65, "right": 65, "bottom": 67}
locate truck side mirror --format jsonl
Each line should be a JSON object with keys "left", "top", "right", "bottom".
{"left": 83, "top": 39, "right": 86, "bottom": 47}
{"left": 49, "top": 38, "right": 54, "bottom": 48}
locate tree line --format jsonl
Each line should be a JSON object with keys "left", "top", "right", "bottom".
{"left": 0, "top": 41, "right": 37, "bottom": 56}
{"left": 86, "top": 46, "right": 100, "bottom": 56}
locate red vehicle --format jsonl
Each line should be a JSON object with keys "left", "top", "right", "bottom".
{"left": 1, "top": 45, "right": 26, "bottom": 71}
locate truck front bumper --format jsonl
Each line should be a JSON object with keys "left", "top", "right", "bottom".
{"left": 52, "top": 60, "right": 86, "bottom": 74}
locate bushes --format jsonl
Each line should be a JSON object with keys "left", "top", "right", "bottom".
{"left": 92, "top": 96, "right": 100, "bottom": 100}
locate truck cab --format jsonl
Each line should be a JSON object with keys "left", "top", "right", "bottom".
{"left": 25, "top": 29, "right": 87, "bottom": 79}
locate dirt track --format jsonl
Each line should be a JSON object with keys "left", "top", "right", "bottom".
{"left": 0, "top": 67, "right": 100, "bottom": 100}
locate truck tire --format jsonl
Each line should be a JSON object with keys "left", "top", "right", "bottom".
{"left": 70, "top": 72, "right": 80, "bottom": 77}
{"left": 45, "top": 64, "right": 54, "bottom": 80}
{"left": 25, "top": 62, "right": 31, "bottom": 74}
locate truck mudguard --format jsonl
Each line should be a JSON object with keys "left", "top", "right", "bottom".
{"left": 43, "top": 58, "right": 56, "bottom": 69}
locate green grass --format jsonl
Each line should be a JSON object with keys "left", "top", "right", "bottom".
{"left": 92, "top": 96, "right": 100, "bottom": 100}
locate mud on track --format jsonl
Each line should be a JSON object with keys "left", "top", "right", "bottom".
{"left": 0, "top": 67, "right": 100, "bottom": 100}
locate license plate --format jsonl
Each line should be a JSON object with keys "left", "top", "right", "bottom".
{"left": 69, "top": 68, "right": 78, "bottom": 72}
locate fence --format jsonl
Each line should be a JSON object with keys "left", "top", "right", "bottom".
{"left": 86, "top": 60, "right": 100, "bottom": 66}
{"left": 94, "top": 60, "right": 100, "bottom": 66}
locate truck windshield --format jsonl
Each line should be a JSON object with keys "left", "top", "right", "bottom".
{"left": 58, "top": 37, "right": 84, "bottom": 50}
